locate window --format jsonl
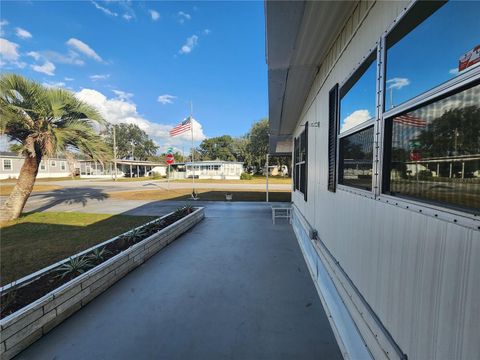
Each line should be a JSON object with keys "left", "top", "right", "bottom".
{"left": 385, "top": 1, "right": 480, "bottom": 110}
{"left": 50, "top": 160, "right": 56, "bottom": 167}
{"left": 339, "top": 126, "right": 374, "bottom": 191}
{"left": 383, "top": 83, "right": 480, "bottom": 214}
{"left": 3, "top": 159, "right": 12, "bottom": 171}
{"left": 294, "top": 123, "right": 308, "bottom": 200}
{"left": 337, "top": 53, "right": 377, "bottom": 192}
{"left": 40, "top": 161, "right": 46, "bottom": 170}
{"left": 61, "top": 162, "right": 66, "bottom": 171}
{"left": 339, "top": 51, "right": 377, "bottom": 133}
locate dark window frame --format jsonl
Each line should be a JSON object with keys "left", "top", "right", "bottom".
{"left": 294, "top": 123, "right": 308, "bottom": 200}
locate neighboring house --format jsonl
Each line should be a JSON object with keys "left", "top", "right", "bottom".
{"left": 78, "top": 159, "right": 167, "bottom": 179}
{"left": 0, "top": 152, "right": 71, "bottom": 179}
{"left": 266, "top": 2, "right": 479, "bottom": 360}
{"left": 170, "top": 161, "right": 244, "bottom": 180}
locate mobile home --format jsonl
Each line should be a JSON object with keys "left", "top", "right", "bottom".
{"left": 266, "top": 1, "right": 479, "bottom": 359}
{"left": 0, "top": 152, "right": 72, "bottom": 179}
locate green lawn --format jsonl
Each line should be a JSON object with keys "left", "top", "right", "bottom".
{"left": 0, "top": 212, "right": 156, "bottom": 286}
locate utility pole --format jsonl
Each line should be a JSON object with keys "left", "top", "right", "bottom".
{"left": 113, "top": 124, "right": 118, "bottom": 181}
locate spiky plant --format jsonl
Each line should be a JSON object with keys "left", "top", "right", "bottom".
{"left": 55, "top": 256, "right": 92, "bottom": 279}
{"left": 0, "top": 74, "right": 111, "bottom": 220}
{"left": 88, "top": 247, "right": 111, "bottom": 262}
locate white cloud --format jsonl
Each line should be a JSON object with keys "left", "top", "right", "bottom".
{"left": 64, "top": 77, "right": 75, "bottom": 81}
{"left": 43, "top": 50, "right": 84, "bottom": 66}
{"left": 113, "top": 89, "right": 133, "bottom": 101}
{"left": 203, "top": 29, "right": 211, "bottom": 35}
{"left": 449, "top": 68, "right": 459, "bottom": 76}
{"left": 149, "top": 10, "right": 160, "bottom": 21}
{"left": 90, "top": 74, "right": 110, "bottom": 81}
{"left": 341, "top": 109, "right": 371, "bottom": 132}
{"left": 67, "top": 38, "right": 103, "bottom": 62}
{"left": 157, "top": 94, "right": 176, "bottom": 105}
{"left": 91, "top": 1, "right": 118, "bottom": 17}
{"left": 0, "top": 38, "right": 26, "bottom": 68}
{"left": 0, "top": 20, "right": 8, "bottom": 36}
{"left": 75, "top": 89, "right": 206, "bottom": 149}
{"left": 0, "top": 38, "right": 20, "bottom": 61}
{"left": 32, "top": 60, "right": 55, "bottom": 76}
{"left": 179, "top": 35, "right": 198, "bottom": 55}
{"left": 177, "top": 11, "right": 191, "bottom": 24}
{"left": 15, "top": 27, "right": 32, "bottom": 39}
{"left": 27, "top": 51, "right": 40, "bottom": 60}
{"left": 386, "top": 77, "right": 410, "bottom": 90}
{"left": 123, "top": 14, "right": 133, "bottom": 21}
{"left": 42, "top": 81, "right": 66, "bottom": 88}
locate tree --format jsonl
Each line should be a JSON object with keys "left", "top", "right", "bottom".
{"left": 198, "top": 135, "right": 236, "bottom": 161}
{"left": 247, "top": 118, "right": 269, "bottom": 173}
{"left": 0, "top": 74, "right": 110, "bottom": 220}
{"left": 105, "top": 123, "right": 158, "bottom": 160}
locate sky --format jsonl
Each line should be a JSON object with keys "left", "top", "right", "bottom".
{"left": 339, "top": 0, "right": 480, "bottom": 134}
{"left": 0, "top": 0, "right": 268, "bottom": 152}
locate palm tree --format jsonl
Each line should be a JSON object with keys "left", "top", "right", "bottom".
{"left": 0, "top": 74, "right": 111, "bottom": 220}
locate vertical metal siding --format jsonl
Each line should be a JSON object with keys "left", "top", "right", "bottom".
{"left": 292, "top": 1, "right": 480, "bottom": 359}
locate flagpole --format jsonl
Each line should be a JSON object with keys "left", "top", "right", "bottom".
{"left": 190, "top": 101, "right": 195, "bottom": 196}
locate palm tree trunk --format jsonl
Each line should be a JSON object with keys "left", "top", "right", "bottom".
{"left": 1, "top": 155, "right": 41, "bottom": 221}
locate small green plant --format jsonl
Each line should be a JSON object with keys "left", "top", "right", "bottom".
{"left": 89, "top": 247, "right": 111, "bottom": 262}
{"left": 240, "top": 172, "right": 253, "bottom": 180}
{"left": 55, "top": 256, "right": 92, "bottom": 279}
{"left": 128, "top": 227, "right": 148, "bottom": 243}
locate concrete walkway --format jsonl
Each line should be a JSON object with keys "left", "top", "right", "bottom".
{"left": 17, "top": 203, "right": 342, "bottom": 360}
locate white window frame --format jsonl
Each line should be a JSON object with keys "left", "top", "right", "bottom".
{"left": 3, "top": 159, "right": 12, "bottom": 171}
{"left": 50, "top": 160, "right": 56, "bottom": 167}
{"left": 60, "top": 161, "right": 66, "bottom": 171}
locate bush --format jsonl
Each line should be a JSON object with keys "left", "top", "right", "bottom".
{"left": 240, "top": 172, "right": 253, "bottom": 180}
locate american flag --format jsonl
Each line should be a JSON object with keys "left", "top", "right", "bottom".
{"left": 393, "top": 114, "right": 427, "bottom": 128}
{"left": 169, "top": 117, "right": 192, "bottom": 137}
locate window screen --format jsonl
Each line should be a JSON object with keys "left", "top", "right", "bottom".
{"left": 385, "top": 1, "right": 480, "bottom": 110}
{"left": 294, "top": 125, "right": 308, "bottom": 199}
{"left": 383, "top": 83, "right": 480, "bottom": 214}
{"left": 338, "top": 126, "right": 374, "bottom": 191}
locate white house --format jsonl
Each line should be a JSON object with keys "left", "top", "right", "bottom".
{"left": 0, "top": 152, "right": 72, "bottom": 179}
{"left": 170, "top": 161, "right": 244, "bottom": 180}
{"left": 266, "top": 1, "right": 479, "bottom": 359}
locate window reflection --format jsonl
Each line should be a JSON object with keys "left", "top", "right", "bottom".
{"left": 339, "top": 126, "right": 374, "bottom": 190}
{"left": 340, "top": 53, "right": 376, "bottom": 133}
{"left": 386, "top": 84, "right": 480, "bottom": 214}
{"left": 385, "top": 1, "right": 480, "bottom": 110}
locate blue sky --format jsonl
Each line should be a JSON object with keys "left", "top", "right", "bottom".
{"left": 0, "top": 1, "right": 268, "bottom": 152}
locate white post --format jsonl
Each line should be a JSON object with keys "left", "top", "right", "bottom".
{"left": 113, "top": 124, "right": 117, "bottom": 181}
{"left": 190, "top": 102, "right": 195, "bottom": 196}
{"left": 266, "top": 154, "right": 269, "bottom": 203}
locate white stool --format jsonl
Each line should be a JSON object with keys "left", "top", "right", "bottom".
{"left": 271, "top": 206, "right": 292, "bottom": 224}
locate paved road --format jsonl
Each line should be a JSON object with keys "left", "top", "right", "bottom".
{"left": 1, "top": 179, "right": 291, "bottom": 216}
{"left": 17, "top": 203, "right": 342, "bottom": 360}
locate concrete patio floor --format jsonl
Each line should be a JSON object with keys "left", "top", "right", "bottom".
{"left": 16, "top": 203, "right": 342, "bottom": 359}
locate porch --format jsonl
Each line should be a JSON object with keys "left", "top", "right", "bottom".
{"left": 16, "top": 203, "right": 342, "bottom": 359}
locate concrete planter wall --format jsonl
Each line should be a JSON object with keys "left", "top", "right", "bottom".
{"left": 0, "top": 207, "right": 204, "bottom": 360}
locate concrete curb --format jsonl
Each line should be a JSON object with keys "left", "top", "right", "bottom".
{"left": 0, "top": 207, "right": 205, "bottom": 360}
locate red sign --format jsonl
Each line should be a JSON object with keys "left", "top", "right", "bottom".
{"left": 166, "top": 153, "right": 174, "bottom": 165}
{"left": 409, "top": 150, "right": 422, "bottom": 162}
{"left": 459, "top": 45, "right": 480, "bottom": 72}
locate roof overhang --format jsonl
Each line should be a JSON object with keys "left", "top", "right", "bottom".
{"left": 265, "top": 0, "right": 355, "bottom": 142}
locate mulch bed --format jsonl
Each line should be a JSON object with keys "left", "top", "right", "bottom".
{"left": 0, "top": 206, "right": 194, "bottom": 318}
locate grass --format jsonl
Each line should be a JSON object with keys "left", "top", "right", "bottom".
{"left": 101, "top": 176, "right": 165, "bottom": 182}
{"left": 108, "top": 188, "right": 291, "bottom": 202}
{"left": 171, "top": 175, "right": 292, "bottom": 185}
{"left": 0, "top": 176, "right": 79, "bottom": 183}
{"left": 0, "top": 184, "right": 60, "bottom": 196}
{"left": 0, "top": 212, "right": 156, "bottom": 286}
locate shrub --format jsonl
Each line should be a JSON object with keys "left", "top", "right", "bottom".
{"left": 240, "top": 172, "right": 253, "bottom": 180}
{"left": 55, "top": 256, "right": 92, "bottom": 279}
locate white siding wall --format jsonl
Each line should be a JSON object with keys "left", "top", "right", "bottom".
{"left": 292, "top": 1, "right": 480, "bottom": 359}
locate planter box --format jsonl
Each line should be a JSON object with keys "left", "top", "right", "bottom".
{"left": 0, "top": 207, "right": 204, "bottom": 360}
